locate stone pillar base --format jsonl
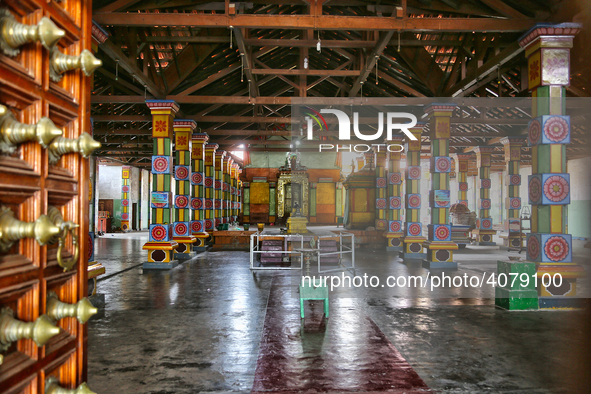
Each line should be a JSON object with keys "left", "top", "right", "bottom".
{"left": 173, "top": 236, "right": 197, "bottom": 259}
{"left": 422, "top": 241, "right": 458, "bottom": 270}
{"left": 142, "top": 241, "right": 179, "bottom": 269}
{"left": 399, "top": 236, "right": 426, "bottom": 260}
{"left": 385, "top": 232, "right": 403, "bottom": 252}
{"left": 143, "top": 261, "right": 179, "bottom": 270}
{"left": 537, "top": 263, "right": 586, "bottom": 309}
{"left": 192, "top": 232, "right": 210, "bottom": 251}
{"left": 472, "top": 229, "right": 497, "bottom": 245}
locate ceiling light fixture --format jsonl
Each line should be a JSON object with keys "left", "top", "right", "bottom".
{"left": 317, "top": 31, "right": 321, "bottom": 53}
{"left": 304, "top": 57, "right": 309, "bottom": 69}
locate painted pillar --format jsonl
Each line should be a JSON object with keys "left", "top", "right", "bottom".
{"left": 472, "top": 147, "right": 496, "bottom": 245}
{"left": 224, "top": 156, "right": 233, "bottom": 223}
{"left": 401, "top": 123, "right": 427, "bottom": 260}
{"left": 385, "top": 137, "right": 404, "bottom": 251}
{"left": 237, "top": 168, "right": 243, "bottom": 220}
{"left": 214, "top": 150, "right": 226, "bottom": 227}
{"left": 452, "top": 154, "right": 472, "bottom": 207}
{"left": 521, "top": 23, "right": 584, "bottom": 309}
{"left": 268, "top": 180, "right": 276, "bottom": 224}
{"left": 242, "top": 181, "right": 250, "bottom": 224}
{"left": 230, "top": 164, "right": 238, "bottom": 223}
{"left": 121, "top": 166, "right": 131, "bottom": 232}
{"left": 204, "top": 143, "right": 218, "bottom": 233}
{"left": 374, "top": 147, "right": 388, "bottom": 232}
{"left": 143, "top": 100, "right": 179, "bottom": 269}
{"left": 423, "top": 104, "right": 457, "bottom": 270}
{"left": 191, "top": 132, "right": 210, "bottom": 251}
{"left": 500, "top": 137, "right": 526, "bottom": 249}
{"left": 170, "top": 120, "right": 197, "bottom": 259}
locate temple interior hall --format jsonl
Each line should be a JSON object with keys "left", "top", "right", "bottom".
{"left": 1, "top": 1, "right": 591, "bottom": 393}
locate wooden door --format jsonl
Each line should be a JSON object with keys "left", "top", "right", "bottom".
{"left": 0, "top": 0, "right": 96, "bottom": 392}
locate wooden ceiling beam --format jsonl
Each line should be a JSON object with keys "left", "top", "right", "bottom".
{"left": 478, "top": 0, "right": 528, "bottom": 19}
{"left": 92, "top": 13, "right": 536, "bottom": 32}
{"left": 350, "top": 30, "right": 396, "bottom": 97}
{"left": 251, "top": 68, "right": 360, "bottom": 76}
{"left": 445, "top": 42, "right": 523, "bottom": 96}
{"left": 233, "top": 28, "right": 258, "bottom": 98}
{"left": 94, "top": 0, "right": 142, "bottom": 13}
{"left": 94, "top": 128, "right": 151, "bottom": 135}
{"left": 98, "top": 39, "right": 165, "bottom": 98}
{"left": 376, "top": 72, "right": 426, "bottom": 97}
{"left": 175, "top": 63, "right": 241, "bottom": 96}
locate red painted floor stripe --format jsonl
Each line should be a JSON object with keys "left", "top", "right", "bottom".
{"left": 251, "top": 275, "right": 431, "bottom": 393}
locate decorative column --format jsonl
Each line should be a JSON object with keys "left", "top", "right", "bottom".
{"left": 242, "top": 181, "right": 250, "bottom": 224}
{"left": 204, "top": 143, "right": 218, "bottom": 233}
{"left": 121, "top": 166, "right": 131, "bottom": 232}
{"left": 191, "top": 131, "right": 210, "bottom": 251}
{"left": 385, "top": 137, "right": 404, "bottom": 251}
{"left": 472, "top": 147, "right": 496, "bottom": 246}
{"left": 171, "top": 120, "right": 197, "bottom": 259}
{"left": 374, "top": 147, "right": 388, "bottom": 232}
{"left": 521, "top": 23, "right": 584, "bottom": 309}
{"left": 500, "top": 137, "right": 526, "bottom": 249}
{"left": 268, "top": 181, "right": 276, "bottom": 224}
{"left": 143, "top": 100, "right": 179, "bottom": 269}
{"left": 400, "top": 123, "right": 426, "bottom": 260}
{"left": 230, "top": 163, "right": 238, "bottom": 223}
{"left": 452, "top": 154, "right": 472, "bottom": 207}
{"left": 223, "top": 156, "right": 233, "bottom": 223}
{"left": 423, "top": 104, "right": 457, "bottom": 270}
{"left": 237, "top": 168, "right": 243, "bottom": 221}
{"left": 214, "top": 150, "right": 226, "bottom": 228}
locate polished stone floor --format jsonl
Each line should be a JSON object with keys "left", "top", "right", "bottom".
{"left": 88, "top": 231, "right": 591, "bottom": 393}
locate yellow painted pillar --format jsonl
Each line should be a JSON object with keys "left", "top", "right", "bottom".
{"left": 500, "top": 137, "right": 526, "bottom": 249}
{"left": 143, "top": 100, "right": 179, "bottom": 269}
{"left": 472, "top": 147, "right": 496, "bottom": 245}
{"left": 423, "top": 104, "right": 458, "bottom": 270}
{"left": 204, "top": 143, "right": 218, "bottom": 233}
{"left": 374, "top": 147, "right": 388, "bottom": 231}
{"left": 214, "top": 150, "right": 226, "bottom": 227}
{"left": 191, "top": 131, "right": 210, "bottom": 251}
{"left": 401, "top": 124, "right": 426, "bottom": 260}
{"left": 385, "top": 137, "right": 404, "bottom": 251}
{"left": 520, "top": 23, "right": 584, "bottom": 309}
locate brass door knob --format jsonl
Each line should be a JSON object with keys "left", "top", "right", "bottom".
{"left": 47, "top": 206, "right": 79, "bottom": 271}
{"left": 48, "top": 132, "right": 101, "bottom": 164}
{"left": 0, "top": 205, "right": 62, "bottom": 253}
{"left": 0, "top": 9, "right": 65, "bottom": 57}
{"left": 45, "top": 377, "right": 96, "bottom": 394}
{"left": 0, "top": 308, "right": 61, "bottom": 354}
{"left": 0, "top": 104, "right": 63, "bottom": 154}
{"left": 50, "top": 48, "right": 102, "bottom": 82}
{"left": 47, "top": 292, "right": 97, "bottom": 324}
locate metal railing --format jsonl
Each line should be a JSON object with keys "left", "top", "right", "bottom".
{"left": 316, "top": 232, "right": 355, "bottom": 274}
{"left": 249, "top": 231, "right": 356, "bottom": 274}
{"left": 249, "top": 232, "right": 305, "bottom": 270}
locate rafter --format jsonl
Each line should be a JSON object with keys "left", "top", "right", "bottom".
{"left": 350, "top": 30, "right": 396, "bottom": 97}
{"left": 478, "top": 0, "right": 528, "bottom": 19}
{"left": 92, "top": 13, "right": 536, "bottom": 32}
{"left": 445, "top": 42, "right": 523, "bottom": 96}
{"left": 233, "top": 27, "right": 257, "bottom": 97}
{"left": 98, "top": 39, "right": 165, "bottom": 98}
{"left": 396, "top": 32, "right": 446, "bottom": 95}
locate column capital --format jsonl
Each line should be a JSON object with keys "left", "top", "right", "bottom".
{"left": 192, "top": 133, "right": 209, "bottom": 144}
{"left": 500, "top": 136, "right": 527, "bottom": 146}
{"left": 473, "top": 146, "right": 496, "bottom": 155}
{"left": 451, "top": 153, "right": 473, "bottom": 161}
{"left": 424, "top": 103, "right": 457, "bottom": 117}
{"left": 206, "top": 143, "right": 219, "bottom": 151}
{"left": 518, "top": 22, "right": 582, "bottom": 50}
{"left": 173, "top": 119, "right": 197, "bottom": 130}
{"left": 146, "top": 100, "right": 179, "bottom": 114}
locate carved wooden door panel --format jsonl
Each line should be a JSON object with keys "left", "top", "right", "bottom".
{"left": 0, "top": 0, "right": 100, "bottom": 392}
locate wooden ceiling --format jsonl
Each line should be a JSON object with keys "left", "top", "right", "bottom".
{"left": 90, "top": 0, "right": 591, "bottom": 171}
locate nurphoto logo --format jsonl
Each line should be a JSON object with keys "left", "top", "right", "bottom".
{"left": 301, "top": 106, "right": 416, "bottom": 153}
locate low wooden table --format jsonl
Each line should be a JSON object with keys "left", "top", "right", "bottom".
{"left": 212, "top": 230, "right": 257, "bottom": 250}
